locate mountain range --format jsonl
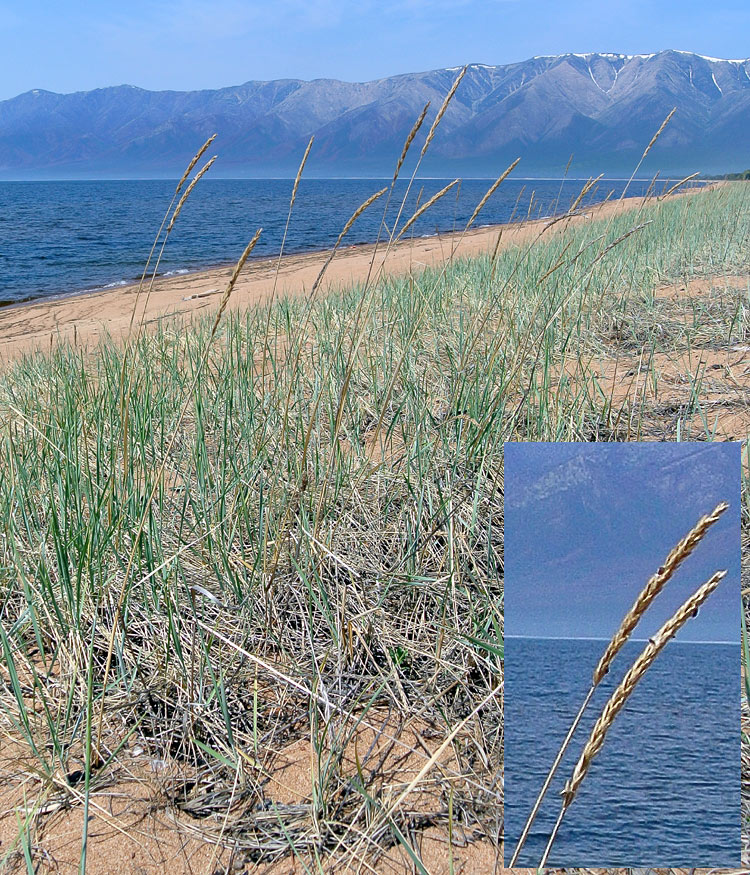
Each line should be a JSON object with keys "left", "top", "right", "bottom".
{"left": 1, "top": 50, "right": 749, "bottom": 178}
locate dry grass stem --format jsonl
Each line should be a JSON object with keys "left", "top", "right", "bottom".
{"left": 395, "top": 179, "right": 460, "bottom": 241}
{"left": 394, "top": 101, "right": 430, "bottom": 182}
{"left": 592, "top": 501, "right": 729, "bottom": 684}
{"left": 209, "top": 229, "right": 262, "bottom": 336}
{"left": 420, "top": 66, "right": 466, "bottom": 158}
{"left": 565, "top": 568, "right": 728, "bottom": 807}
{"left": 126, "top": 136, "right": 218, "bottom": 337}
{"left": 308, "top": 187, "right": 387, "bottom": 297}
{"left": 465, "top": 158, "right": 521, "bottom": 231}
{"left": 643, "top": 107, "right": 677, "bottom": 159}
{"left": 618, "top": 107, "right": 677, "bottom": 204}
{"left": 659, "top": 171, "right": 701, "bottom": 200}
{"left": 337, "top": 188, "right": 388, "bottom": 243}
{"left": 568, "top": 174, "right": 604, "bottom": 217}
{"left": 167, "top": 155, "right": 218, "bottom": 232}
{"left": 507, "top": 685, "right": 596, "bottom": 866}
{"left": 176, "top": 133, "right": 217, "bottom": 194}
{"left": 258, "top": 137, "right": 314, "bottom": 383}
{"left": 290, "top": 136, "right": 314, "bottom": 208}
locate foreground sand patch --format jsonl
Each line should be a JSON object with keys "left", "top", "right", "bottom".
{"left": 652, "top": 273, "right": 750, "bottom": 301}
{"left": 1, "top": 708, "right": 497, "bottom": 873}
{"left": 563, "top": 344, "right": 750, "bottom": 441}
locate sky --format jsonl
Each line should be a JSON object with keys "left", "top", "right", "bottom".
{"left": 1, "top": 0, "right": 750, "bottom": 101}
{"left": 504, "top": 443, "right": 741, "bottom": 643}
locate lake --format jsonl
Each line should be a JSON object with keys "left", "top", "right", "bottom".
{"left": 0, "top": 176, "right": 673, "bottom": 305}
{"left": 504, "top": 636, "right": 740, "bottom": 866}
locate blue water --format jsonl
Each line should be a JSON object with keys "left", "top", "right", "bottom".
{"left": 0, "top": 177, "right": 674, "bottom": 305}
{"left": 505, "top": 637, "right": 740, "bottom": 867}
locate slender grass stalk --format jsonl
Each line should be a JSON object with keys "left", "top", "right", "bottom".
{"left": 659, "top": 171, "right": 701, "bottom": 201}
{"left": 507, "top": 686, "right": 595, "bottom": 866}
{"left": 258, "top": 135, "right": 315, "bottom": 389}
{"left": 393, "top": 179, "right": 460, "bottom": 242}
{"left": 363, "top": 101, "right": 430, "bottom": 293}
{"left": 128, "top": 143, "right": 218, "bottom": 337}
{"left": 420, "top": 67, "right": 466, "bottom": 159}
{"left": 464, "top": 158, "right": 521, "bottom": 232}
{"left": 120, "top": 137, "right": 218, "bottom": 491}
{"left": 166, "top": 156, "right": 217, "bottom": 234}
{"left": 308, "top": 188, "right": 388, "bottom": 299}
{"left": 395, "top": 102, "right": 430, "bottom": 183}
{"left": 127, "top": 133, "right": 217, "bottom": 336}
{"left": 366, "top": 66, "right": 467, "bottom": 288}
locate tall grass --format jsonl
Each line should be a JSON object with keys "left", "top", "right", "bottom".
{"left": 0, "top": 165, "right": 748, "bottom": 868}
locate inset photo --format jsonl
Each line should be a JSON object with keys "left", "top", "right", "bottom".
{"left": 504, "top": 441, "right": 741, "bottom": 868}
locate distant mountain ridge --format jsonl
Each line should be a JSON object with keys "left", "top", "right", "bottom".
{"left": 1, "top": 50, "right": 749, "bottom": 178}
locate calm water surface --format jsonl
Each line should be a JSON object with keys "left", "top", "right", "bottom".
{"left": 505, "top": 637, "right": 740, "bottom": 866}
{"left": 0, "top": 177, "right": 672, "bottom": 304}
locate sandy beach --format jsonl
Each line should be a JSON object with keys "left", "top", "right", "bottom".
{"left": 0, "top": 190, "right": 694, "bottom": 364}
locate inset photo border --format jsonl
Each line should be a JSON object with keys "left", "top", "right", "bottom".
{"left": 503, "top": 441, "right": 741, "bottom": 867}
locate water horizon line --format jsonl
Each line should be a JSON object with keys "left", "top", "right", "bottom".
{"left": 505, "top": 634, "right": 739, "bottom": 645}
{"left": 0, "top": 174, "right": 692, "bottom": 183}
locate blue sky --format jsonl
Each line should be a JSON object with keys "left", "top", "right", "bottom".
{"left": 1, "top": 0, "right": 749, "bottom": 100}
{"left": 504, "top": 443, "right": 741, "bottom": 643}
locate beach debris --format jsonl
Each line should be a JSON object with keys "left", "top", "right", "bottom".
{"left": 182, "top": 288, "right": 222, "bottom": 301}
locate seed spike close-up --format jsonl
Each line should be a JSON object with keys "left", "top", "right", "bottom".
{"left": 539, "top": 568, "right": 729, "bottom": 866}
{"left": 592, "top": 500, "right": 729, "bottom": 685}
{"left": 509, "top": 500, "right": 730, "bottom": 866}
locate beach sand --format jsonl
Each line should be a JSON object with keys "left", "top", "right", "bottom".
{"left": 0, "top": 191, "right": 694, "bottom": 365}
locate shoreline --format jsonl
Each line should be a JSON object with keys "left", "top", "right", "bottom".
{"left": 0, "top": 179, "right": 711, "bottom": 312}
{"left": 0, "top": 227, "right": 495, "bottom": 312}
{"left": 0, "top": 185, "right": 714, "bottom": 363}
